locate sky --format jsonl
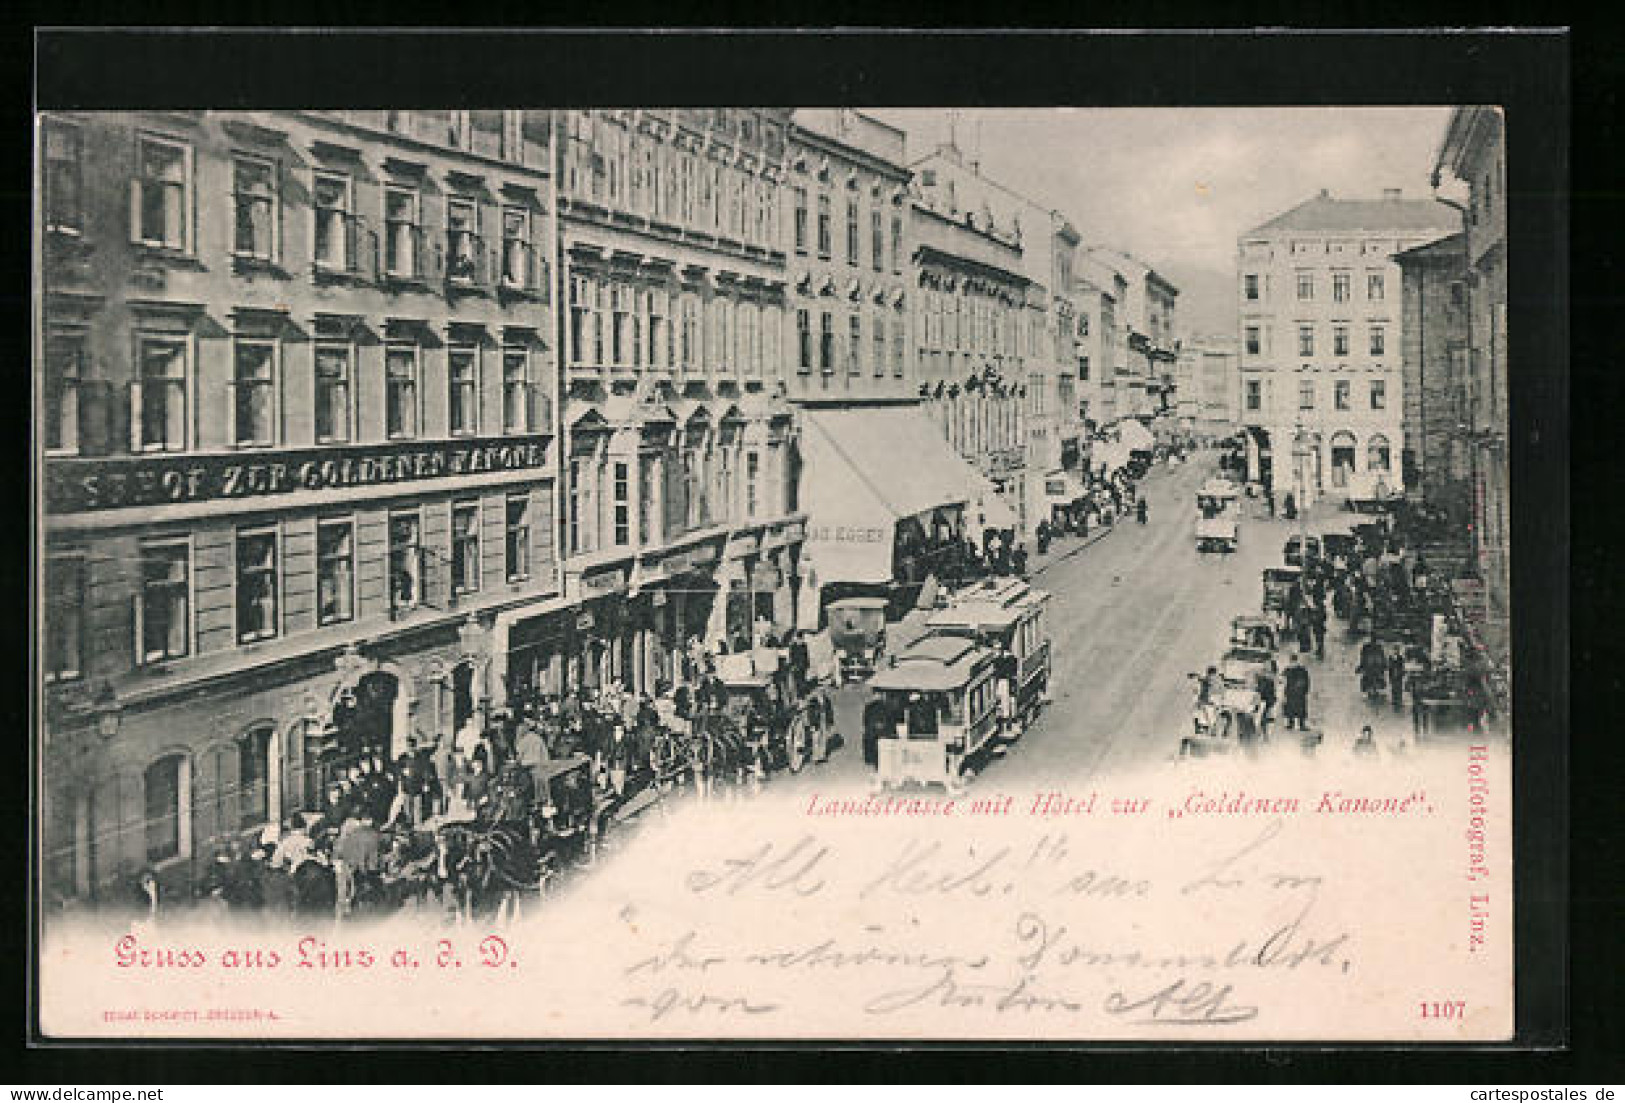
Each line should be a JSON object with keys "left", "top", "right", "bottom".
{"left": 869, "top": 107, "right": 1455, "bottom": 331}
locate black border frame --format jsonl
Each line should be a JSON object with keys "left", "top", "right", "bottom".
{"left": 19, "top": 25, "right": 1585, "bottom": 1084}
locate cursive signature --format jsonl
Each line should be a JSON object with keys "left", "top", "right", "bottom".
{"left": 1103, "top": 978, "right": 1259, "bottom": 1025}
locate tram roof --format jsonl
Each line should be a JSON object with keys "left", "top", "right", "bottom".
{"left": 869, "top": 632, "right": 995, "bottom": 692}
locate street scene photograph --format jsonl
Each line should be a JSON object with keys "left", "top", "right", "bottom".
{"left": 34, "top": 102, "right": 1519, "bottom": 1040}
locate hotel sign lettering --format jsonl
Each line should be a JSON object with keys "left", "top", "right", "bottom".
{"left": 47, "top": 439, "right": 552, "bottom": 514}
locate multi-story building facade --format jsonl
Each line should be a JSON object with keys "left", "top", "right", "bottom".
{"left": 784, "top": 110, "right": 913, "bottom": 405}
{"left": 1074, "top": 258, "right": 1127, "bottom": 431}
{"left": 1433, "top": 106, "right": 1509, "bottom": 666}
{"left": 782, "top": 111, "right": 984, "bottom": 614}
{"left": 1084, "top": 247, "right": 1180, "bottom": 425}
{"left": 1395, "top": 233, "right": 1470, "bottom": 528}
{"left": 37, "top": 110, "right": 561, "bottom": 902}
{"left": 1235, "top": 188, "right": 1456, "bottom": 507}
{"left": 908, "top": 185, "right": 1031, "bottom": 537}
{"left": 540, "top": 109, "right": 804, "bottom": 697}
{"left": 1177, "top": 334, "right": 1240, "bottom": 440}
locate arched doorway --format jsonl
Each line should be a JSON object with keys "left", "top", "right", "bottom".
{"left": 332, "top": 670, "right": 399, "bottom": 768}
{"left": 1329, "top": 431, "right": 1358, "bottom": 490}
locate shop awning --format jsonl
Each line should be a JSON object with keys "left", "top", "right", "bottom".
{"left": 800, "top": 405, "right": 976, "bottom": 585}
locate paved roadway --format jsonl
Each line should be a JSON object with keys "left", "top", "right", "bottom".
{"left": 785, "top": 452, "right": 1308, "bottom": 795}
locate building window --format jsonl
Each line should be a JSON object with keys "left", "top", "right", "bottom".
{"left": 1367, "top": 272, "right": 1385, "bottom": 301}
{"left": 135, "top": 135, "right": 191, "bottom": 250}
{"left": 446, "top": 198, "right": 480, "bottom": 283}
{"left": 893, "top": 316, "right": 905, "bottom": 378}
{"left": 1244, "top": 326, "right": 1261, "bottom": 356}
{"left": 891, "top": 214, "right": 903, "bottom": 273}
{"left": 611, "top": 283, "right": 632, "bottom": 367}
{"left": 1332, "top": 271, "right": 1351, "bottom": 303}
{"left": 848, "top": 314, "right": 862, "bottom": 375}
{"left": 503, "top": 346, "right": 531, "bottom": 433}
{"left": 1298, "top": 380, "right": 1315, "bottom": 410}
{"left": 451, "top": 502, "right": 480, "bottom": 595}
{"left": 448, "top": 346, "right": 478, "bottom": 436}
{"left": 816, "top": 193, "right": 831, "bottom": 258}
{"left": 745, "top": 451, "right": 760, "bottom": 519}
{"left": 144, "top": 755, "right": 186, "bottom": 864}
{"left": 1243, "top": 273, "right": 1259, "bottom": 301}
{"left": 389, "top": 512, "right": 421, "bottom": 612}
{"left": 1334, "top": 379, "right": 1351, "bottom": 410}
{"left": 796, "top": 308, "right": 812, "bottom": 373}
{"left": 1370, "top": 379, "right": 1387, "bottom": 410}
{"left": 793, "top": 186, "right": 808, "bottom": 253}
{"left": 870, "top": 206, "right": 884, "bottom": 271}
{"left": 135, "top": 335, "right": 189, "bottom": 453}
{"left": 238, "top": 726, "right": 273, "bottom": 829}
{"left": 134, "top": 540, "right": 190, "bottom": 663}
{"left": 502, "top": 206, "right": 534, "bottom": 288}
{"left": 1078, "top": 354, "right": 1090, "bottom": 381}
{"left": 505, "top": 493, "right": 531, "bottom": 581}
{"left": 819, "top": 311, "right": 834, "bottom": 373}
{"left": 312, "top": 172, "right": 353, "bottom": 271}
{"left": 44, "top": 331, "right": 85, "bottom": 455}
{"left": 385, "top": 345, "right": 419, "bottom": 439}
{"left": 314, "top": 343, "right": 352, "bottom": 443}
{"left": 43, "top": 119, "right": 83, "bottom": 234}
{"left": 649, "top": 288, "right": 669, "bottom": 370}
{"left": 235, "top": 529, "right": 278, "bottom": 644}
{"left": 1245, "top": 379, "right": 1262, "bottom": 412}
{"left": 872, "top": 311, "right": 886, "bottom": 376}
{"left": 1367, "top": 434, "right": 1391, "bottom": 472}
{"left": 232, "top": 155, "right": 278, "bottom": 261}
{"left": 1297, "top": 325, "right": 1314, "bottom": 357}
{"left": 1332, "top": 326, "right": 1349, "bottom": 357}
{"left": 1369, "top": 326, "right": 1386, "bottom": 356}
{"left": 232, "top": 339, "right": 277, "bottom": 447}
{"left": 612, "top": 461, "right": 631, "bottom": 546}
{"left": 45, "top": 554, "right": 86, "bottom": 683}
{"left": 1296, "top": 272, "right": 1314, "bottom": 301}
{"left": 844, "top": 198, "right": 858, "bottom": 265}
{"left": 383, "top": 187, "right": 420, "bottom": 278}
{"left": 315, "top": 520, "right": 354, "bottom": 627}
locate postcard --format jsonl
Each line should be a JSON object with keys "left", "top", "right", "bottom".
{"left": 35, "top": 101, "right": 1519, "bottom": 1042}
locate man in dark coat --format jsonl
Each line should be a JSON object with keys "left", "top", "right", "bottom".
{"left": 787, "top": 631, "right": 811, "bottom": 697}
{"left": 861, "top": 697, "right": 892, "bottom": 767}
{"left": 1281, "top": 654, "right": 1311, "bottom": 731}
{"left": 1309, "top": 601, "right": 1327, "bottom": 660}
{"left": 1387, "top": 646, "right": 1408, "bottom": 713}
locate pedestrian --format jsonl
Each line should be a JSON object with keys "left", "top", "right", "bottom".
{"left": 1387, "top": 645, "right": 1407, "bottom": 713}
{"left": 1281, "top": 653, "right": 1311, "bottom": 731}
{"left": 1354, "top": 724, "right": 1378, "bottom": 757}
{"left": 1256, "top": 659, "right": 1278, "bottom": 734}
{"left": 1310, "top": 601, "right": 1327, "bottom": 660}
{"left": 603, "top": 723, "right": 633, "bottom": 797}
{"left": 514, "top": 718, "right": 550, "bottom": 795}
{"left": 1357, "top": 638, "right": 1388, "bottom": 701}
{"left": 1295, "top": 605, "right": 1314, "bottom": 655}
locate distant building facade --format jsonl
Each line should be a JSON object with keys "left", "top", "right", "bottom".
{"left": 1235, "top": 188, "right": 1456, "bottom": 507}
{"left": 1177, "top": 334, "right": 1240, "bottom": 439}
{"left": 1394, "top": 233, "right": 1470, "bottom": 529}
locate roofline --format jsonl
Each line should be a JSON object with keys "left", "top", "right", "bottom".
{"left": 789, "top": 122, "right": 912, "bottom": 181}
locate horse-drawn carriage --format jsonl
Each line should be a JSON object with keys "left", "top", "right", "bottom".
{"left": 927, "top": 577, "right": 1052, "bottom": 740}
{"left": 1262, "top": 566, "right": 1302, "bottom": 617}
{"left": 868, "top": 633, "right": 1004, "bottom": 795}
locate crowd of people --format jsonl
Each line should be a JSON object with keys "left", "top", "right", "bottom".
{"left": 125, "top": 627, "right": 842, "bottom": 928}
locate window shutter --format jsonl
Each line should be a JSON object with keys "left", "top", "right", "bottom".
{"left": 128, "top": 381, "right": 143, "bottom": 451}
{"left": 344, "top": 211, "right": 359, "bottom": 274}
{"left": 529, "top": 213, "right": 545, "bottom": 292}
{"left": 128, "top": 178, "right": 142, "bottom": 244}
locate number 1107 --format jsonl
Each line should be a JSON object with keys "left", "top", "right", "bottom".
{"left": 1420, "top": 1001, "right": 1466, "bottom": 1019}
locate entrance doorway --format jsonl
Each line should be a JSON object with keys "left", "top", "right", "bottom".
{"left": 451, "top": 661, "right": 475, "bottom": 734}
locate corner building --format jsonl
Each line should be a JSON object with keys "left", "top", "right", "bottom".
{"left": 1236, "top": 189, "right": 1456, "bottom": 508}
{"left": 37, "top": 110, "right": 561, "bottom": 902}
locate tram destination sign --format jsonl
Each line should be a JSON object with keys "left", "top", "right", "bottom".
{"left": 47, "top": 438, "right": 552, "bottom": 514}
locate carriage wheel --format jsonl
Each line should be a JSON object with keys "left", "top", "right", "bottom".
{"left": 785, "top": 715, "right": 808, "bottom": 774}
